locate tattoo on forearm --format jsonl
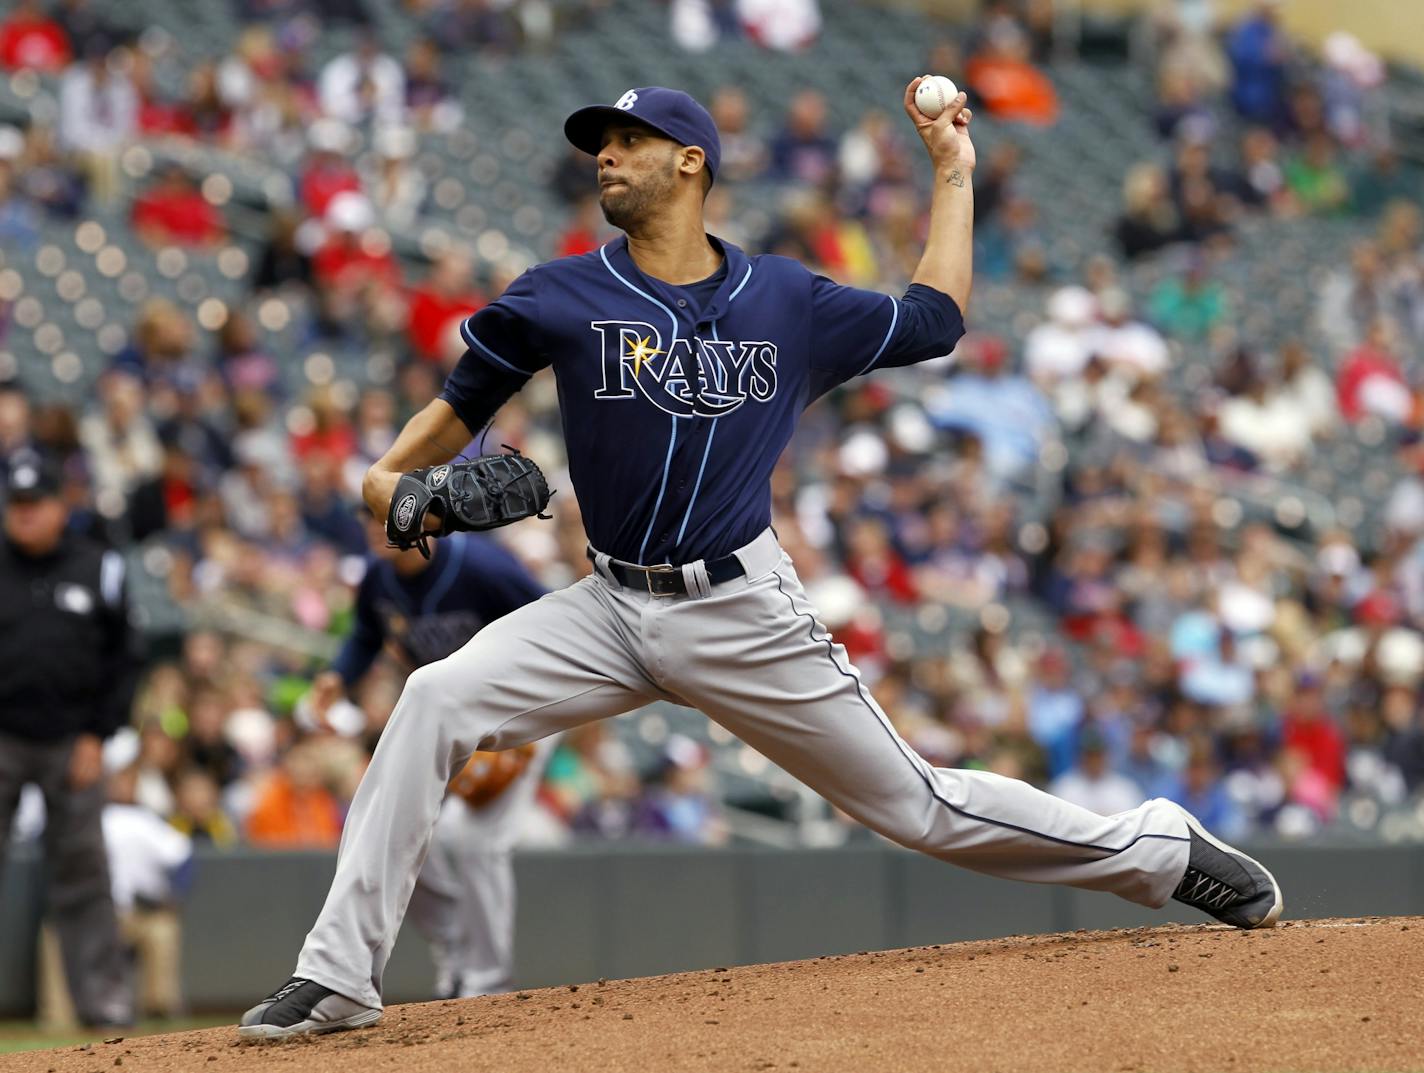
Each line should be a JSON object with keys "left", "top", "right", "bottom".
{"left": 946, "top": 169, "right": 966, "bottom": 188}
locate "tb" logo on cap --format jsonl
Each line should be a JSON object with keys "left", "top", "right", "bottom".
{"left": 614, "top": 90, "right": 638, "bottom": 111}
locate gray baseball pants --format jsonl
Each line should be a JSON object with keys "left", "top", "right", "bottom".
{"left": 296, "top": 529, "right": 1191, "bottom": 1009}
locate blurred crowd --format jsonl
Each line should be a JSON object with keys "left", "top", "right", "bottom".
{"left": 1, "top": 0, "right": 1423, "bottom": 892}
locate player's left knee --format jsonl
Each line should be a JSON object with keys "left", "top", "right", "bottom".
{"left": 393, "top": 663, "right": 456, "bottom": 725}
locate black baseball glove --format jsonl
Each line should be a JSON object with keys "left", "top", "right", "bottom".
{"left": 385, "top": 449, "right": 551, "bottom": 558}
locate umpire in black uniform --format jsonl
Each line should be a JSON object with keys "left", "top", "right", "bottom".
{"left": 0, "top": 451, "right": 141, "bottom": 1026}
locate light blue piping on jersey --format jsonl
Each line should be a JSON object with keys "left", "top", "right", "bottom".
{"left": 460, "top": 318, "right": 527, "bottom": 376}
{"left": 675, "top": 263, "right": 753, "bottom": 551}
{"left": 726, "top": 261, "right": 753, "bottom": 304}
{"left": 599, "top": 244, "right": 684, "bottom": 565}
{"left": 851, "top": 294, "right": 900, "bottom": 378}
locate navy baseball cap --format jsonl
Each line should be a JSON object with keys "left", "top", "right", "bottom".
{"left": 564, "top": 87, "right": 721, "bottom": 183}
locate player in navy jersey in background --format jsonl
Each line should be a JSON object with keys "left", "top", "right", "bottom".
{"left": 301, "top": 514, "right": 549, "bottom": 1000}
{"left": 315, "top": 514, "right": 545, "bottom": 696}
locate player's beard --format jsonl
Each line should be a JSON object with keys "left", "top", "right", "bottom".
{"left": 599, "top": 159, "right": 677, "bottom": 232}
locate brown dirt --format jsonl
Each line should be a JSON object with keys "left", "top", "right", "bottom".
{"left": 6, "top": 917, "right": 1422, "bottom": 1073}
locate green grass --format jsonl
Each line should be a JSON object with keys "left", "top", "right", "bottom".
{"left": 0, "top": 1016, "right": 235, "bottom": 1055}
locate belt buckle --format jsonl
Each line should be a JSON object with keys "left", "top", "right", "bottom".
{"left": 643, "top": 564, "right": 679, "bottom": 597}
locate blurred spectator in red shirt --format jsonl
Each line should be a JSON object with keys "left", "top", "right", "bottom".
{"left": 1282, "top": 673, "right": 1346, "bottom": 790}
{"left": 1336, "top": 317, "right": 1411, "bottom": 423}
{"left": 407, "top": 248, "right": 485, "bottom": 365}
{"left": 312, "top": 192, "right": 401, "bottom": 293}
{"left": 135, "top": 54, "right": 233, "bottom": 142}
{"left": 845, "top": 515, "right": 918, "bottom": 604}
{"left": 132, "top": 50, "right": 192, "bottom": 138}
{"left": 0, "top": 0, "right": 71, "bottom": 73}
{"left": 131, "top": 164, "right": 225, "bottom": 247}
{"left": 184, "top": 60, "right": 235, "bottom": 143}
{"left": 966, "top": 14, "right": 1059, "bottom": 126}
{"left": 290, "top": 385, "right": 358, "bottom": 465}
{"left": 557, "top": 194, "right": 604, "bottom": 259}
{"left": 300, "top": 118, "right": 361, "bottom": 220}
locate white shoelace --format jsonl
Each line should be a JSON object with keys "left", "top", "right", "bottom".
{"left": 1175, "top": 868, "right": 1240, "bottom": 910}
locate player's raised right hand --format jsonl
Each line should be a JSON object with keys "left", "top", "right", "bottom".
{"left": 903, "top": 76, "right": 976, "bottom": 177}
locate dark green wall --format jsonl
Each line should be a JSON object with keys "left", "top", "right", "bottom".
{"left": 2, "top": 842, "right": 1420, "bottom": 1015}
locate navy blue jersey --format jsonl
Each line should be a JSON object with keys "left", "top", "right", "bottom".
{"left": 332, "top": 533, "right": 546, "bottom": 686}
{"left": 441, "top": 235, "right": 964, "bottom": 565}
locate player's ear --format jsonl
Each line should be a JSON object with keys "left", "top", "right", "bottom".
{"left": 679, "top": 145, "right": 707, "bottom": 182}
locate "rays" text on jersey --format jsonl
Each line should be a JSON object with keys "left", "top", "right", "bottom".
{"left": 590, "top": 321, "right": 777, "bottom": 418}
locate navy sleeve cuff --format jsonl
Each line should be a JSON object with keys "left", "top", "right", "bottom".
{"left": 439, "top": 351, "right": 529, "bottom": 435}
{"left": 331, "top": 638, "right": 378, "bottom": 688}
{"left": 870, "top": 284, "right": 965, "bottom": 371}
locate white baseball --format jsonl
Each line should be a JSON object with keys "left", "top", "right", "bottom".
{"left": 914, "top": 75, "right": 960, "bottom": 120}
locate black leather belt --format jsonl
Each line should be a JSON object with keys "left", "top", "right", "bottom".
{"left": 589, "top": 549, "right": 746, "bottom": 596}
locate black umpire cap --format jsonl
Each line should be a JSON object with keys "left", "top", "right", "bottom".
{"left": 5, "top": 451, "right": 62, "bottom": 503}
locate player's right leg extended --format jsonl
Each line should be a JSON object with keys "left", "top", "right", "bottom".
{"left": 662, "top": 537, "right": 1281, "bottom": 929}
{"left": 239, "top": 578, "right": 659, "bottom": 1037}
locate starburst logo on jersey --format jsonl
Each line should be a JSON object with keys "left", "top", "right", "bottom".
{"left": 590, "top": 321, "right": 778, "bottom": 417}
{"left": 625, "top": 334, "right": 662, "bottom": 378}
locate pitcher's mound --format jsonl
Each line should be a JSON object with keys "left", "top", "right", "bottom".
{"left": 6, "top": 917, "right": 1421, "bottom": 1073}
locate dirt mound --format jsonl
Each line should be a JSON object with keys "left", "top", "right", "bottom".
{"left": 6, "top": 917, "right": 1420, "bottom": 1073}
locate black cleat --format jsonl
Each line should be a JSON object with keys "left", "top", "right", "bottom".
{"left": 238, "top": 977, "right": 382, "bottom": 1039}
{"left": 1170, "top": 805, "right": 1284, "bottom": 929}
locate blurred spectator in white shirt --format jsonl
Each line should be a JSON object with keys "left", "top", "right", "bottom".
{"left": 319, "top": 33, "right": 405, "bottom": 128}
{"left": 1048, "top": 728, "right": 1144, "bottom": 816}
{"left": 1218, "top": 370, "right": 1313, "bottom": 472}
{"left": 1089, "top": 288, "right": 1170, "bottom": 381}
{"left": 671, "top": 0, "right": 736, "bottom": 53}
{"left": 79, "top": 372, "right": 164, "bottom": 526}
{"left": 737, "top": 0, "right": 820, "bottom": 52}
{"left": 1316, "top": 240, "right": 1390, "bottom": 354}
{"left": 1025, "top": 286, "right": 1096, "bottom": 386}
{"left": 59, "top": 44, "right": 138, "bottom": 203}
{"left": 1320, "top": 32, "right": 1384, "bottom": 149}
{"left": 364, "top": 125, "right": 426, "bottom": 230}
{"left": 102, "top": 764, "right": 193, "bottom": 1019}
{"left": 1276, "top": 339, "right": 1338, "bottom": 440}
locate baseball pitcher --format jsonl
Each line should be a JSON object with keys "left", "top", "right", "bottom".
{"left": 241, "top": 80, "right": 1282, "bottom": 1038}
